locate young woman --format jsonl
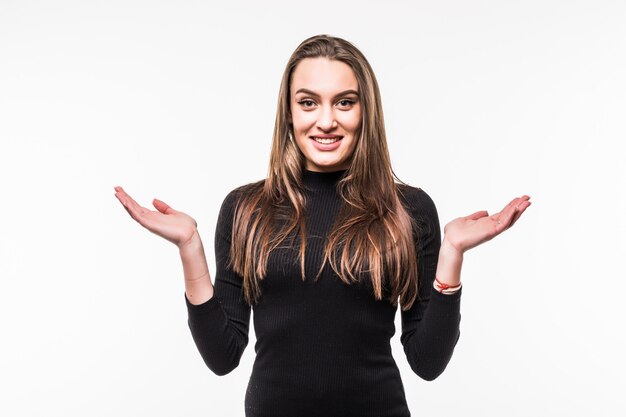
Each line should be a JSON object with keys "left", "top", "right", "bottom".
{"left": 114, "top": 34, "right": 531, "bottom": 417}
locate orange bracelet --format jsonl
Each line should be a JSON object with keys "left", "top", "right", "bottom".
{"left": 433, "top": 277, "right": 462, "bottom": 294}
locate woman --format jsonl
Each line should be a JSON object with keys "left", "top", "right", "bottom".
{"left": 115, "top": 34, "right": 531, "bottom": 417}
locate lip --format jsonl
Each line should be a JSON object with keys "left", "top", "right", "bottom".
{"left": 310, "top": 136, "right": 343, "bottom": 151}
{"left": 310, "top": 135, "right": 343, "bottom": 139}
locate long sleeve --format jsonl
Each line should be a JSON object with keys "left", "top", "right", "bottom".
{"left": 184, "top": 187, "right": 251, "bottom": 376}
{"left": 400, "top": 188, "right": 462, "bottom": 381}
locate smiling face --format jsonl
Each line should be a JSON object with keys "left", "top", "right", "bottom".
{"left": 289, "top": 57, "right": 362, "bottom": 173}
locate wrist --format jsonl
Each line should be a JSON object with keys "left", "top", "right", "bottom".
{"left": 440, "top": 237, "right": 464, "bottom": 259}
{"left": 433, "top": 277, "right": 462, "bottom": 294}
{"left": 435, "top": 237, "right": 463, "bottom": 288}
{"left": 178, "top": 229, "right": 203, "bottom": 254}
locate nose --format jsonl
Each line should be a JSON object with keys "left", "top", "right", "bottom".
{"left": 316, "top": 106, "right": 338, "bottom": 131}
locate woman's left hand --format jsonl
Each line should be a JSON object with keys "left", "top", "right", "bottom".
{"left": 442, "top": 195, "right": 532, "bottom": 255}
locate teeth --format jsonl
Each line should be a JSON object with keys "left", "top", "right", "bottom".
{"left": 313, "top": 137, "right": 341, "bottom": 144}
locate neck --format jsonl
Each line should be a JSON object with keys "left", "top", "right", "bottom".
{"left": 302, "top": 168, "right": 347, "bottom": 191}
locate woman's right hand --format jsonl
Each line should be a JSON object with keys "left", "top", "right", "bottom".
{"left": 114, "top": 186, "right": 199, "bottom": 249}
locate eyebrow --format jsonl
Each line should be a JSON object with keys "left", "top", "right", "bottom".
{"left": 294, "top": 88, "right": 359, "bottom": 98}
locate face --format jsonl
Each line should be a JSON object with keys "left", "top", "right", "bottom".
{"left": 289, "top": 57, "right": 362, "bottom": 172}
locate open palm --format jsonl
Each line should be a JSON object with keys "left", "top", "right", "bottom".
{"left": 443, "top": 195, "right": 531, "bottom": 254}
{"left": 114, "top": 186, "right": 198, "bottom": 248}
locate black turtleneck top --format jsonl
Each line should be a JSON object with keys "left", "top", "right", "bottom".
{"left": 185, "top": 169, "right": 462, "bottom": 417}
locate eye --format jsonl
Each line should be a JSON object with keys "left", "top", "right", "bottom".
{"left": 338, "top": 99, "right": 355, "bottom": 108}
{"left": 298, "top": 99, "right": 316, "bottom": 108}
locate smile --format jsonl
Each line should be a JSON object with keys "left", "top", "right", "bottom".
{"left": 311, "top": 136, "right": 343, "bottom": 144}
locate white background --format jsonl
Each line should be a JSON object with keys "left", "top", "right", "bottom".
{"left": 1, "top": 0, "right": 625, "bottom": 415}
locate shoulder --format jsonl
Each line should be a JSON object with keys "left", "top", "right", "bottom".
{"left": 219, "top": 179, "right": 266, "bottom": 214}
{"left": 215, "top": 179, "right": 265, "bottom": 234}
{"left": 396, "top": 183, "right": 439, "bottom": 224}
{"left": 396, "top": 183, "right": 442, "bottom": 246}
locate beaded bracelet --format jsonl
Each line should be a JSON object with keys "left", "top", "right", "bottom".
{"left": 433, "top": 277, "right": 462, "bottom": 295}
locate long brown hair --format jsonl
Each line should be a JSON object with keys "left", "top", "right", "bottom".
{"left": 228, "top": 34, "right": 424, "bottom": 311}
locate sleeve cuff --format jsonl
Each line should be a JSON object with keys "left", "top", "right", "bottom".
{"left": 429, "top": 284, "right": 462, "bottom": 303}
{"left": 184, "top": 291, "right": 222, "bottom": 316}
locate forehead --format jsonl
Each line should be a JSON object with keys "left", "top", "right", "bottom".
{"left": 291, "top": 57, "right": 358, "bottom": 94}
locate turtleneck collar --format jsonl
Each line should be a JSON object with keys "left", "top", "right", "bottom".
{"left": 302, "top": 168, "right": 348, "bottom": 190}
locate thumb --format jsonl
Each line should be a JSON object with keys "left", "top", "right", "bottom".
{"left": 466, "top": 210, "right": 489, "bottom": 220}
{"left": 153, "top": 198, "right": 176, "bottom": 215}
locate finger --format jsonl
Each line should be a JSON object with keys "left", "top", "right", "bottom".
{"left": 122, "top": 202, "right": 134, "bottom": 218}
{"left": 500, "top": 199, "right": 530, "bottom": 229}
{"left": 115, "top": 191, "right": 147, "bottom": 222}
{"left": 116, "top": 194, "right": 138, "bottom": 221}
{"left": 495, "top": 195, "right": 530, "bottom": 219}
{"left": 114, "top": 188, "right": 130, "bottom": 205}
{"left": 494, "top": 203, "right": 517, "bottom": 230}
{"left": 507, "top": 200, "right": 531, "bottom": 229}
{"left": 501, "top": 196, "right": 523, "bottom": 214}
{"left": 466, "top": 210, "right": 489, "bottom": 220}
{"left": 114, "top": 192, "right": 129, "bottom": 209}
{"left": 119, "top": 195, "right": 141, "bottom": 222}
{"left": 114, "top": 186, "right": 133, "bottom": 202}
{"left": 153, "top": 198, "right": 176, "bottom": 215}
{"left": 120, "top": 192, "right": 147, "bottom": 215}
{"left": 507, "top": 209, "right": 522, "bottom": 230}
{"left": 492, "top": 195, "right": 531, "bottom": 232}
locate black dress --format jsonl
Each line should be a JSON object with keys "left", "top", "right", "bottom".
{"left": 185, "top": 169, "right": 462, "bottom": 417}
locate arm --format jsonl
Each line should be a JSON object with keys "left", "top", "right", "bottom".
{"left": 400, "top": 189, "right": 531, "bottom": 381}
{"left": 113, "top": 185, "right": 251, "bottom": 376}
{"left": 184, "top": 188, "right": 251, "bottom": 376}
{"left": 400, "top": 188, "right": 462, "bottom": 381}
{"left": 180, "top": 231, "right": 214, "bottom": 305}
